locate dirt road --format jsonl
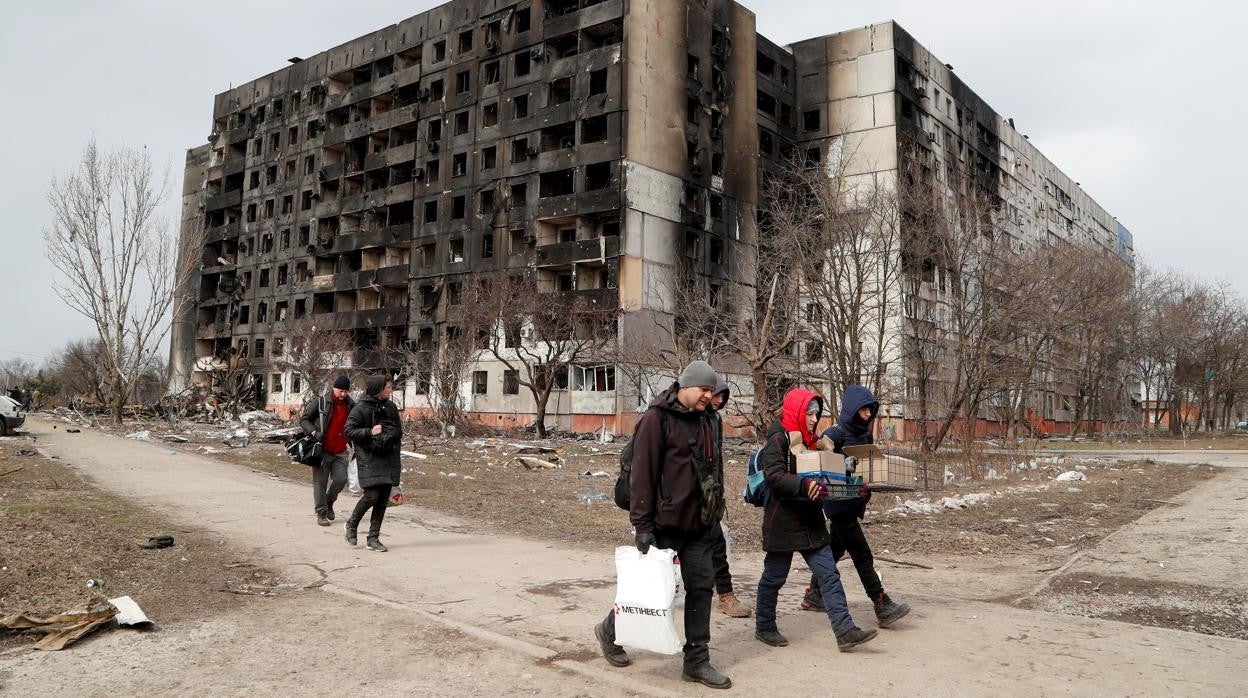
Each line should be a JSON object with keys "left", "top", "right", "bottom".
{"left": 3, "top": 419, "right": 1245, "bottom": 696}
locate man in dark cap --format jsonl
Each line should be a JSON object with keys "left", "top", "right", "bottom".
{"left": 299, "top": 375, "right": 355, "bottom": 526}
{"left": 595, "top": 360, "right": 732, "bottom": 689}
{"left": 344, "top": 375, "right": 403, "bottom": 552}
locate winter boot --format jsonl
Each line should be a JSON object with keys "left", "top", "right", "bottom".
{"left": 718, "top": 591, "right": 751, "bottom": 618}
{"left": 682, "top": 663, "right": 732, "bottom": 689}
{"left": 594, "top": 621, "right": 630, "bottom": 667}
{"left": 366, "top": 537, "right": 388, "bottom": 552}
{"left": 325, "top": 503, "right": 336, "bottom": 521}
{"left": 874, "top": 593, "right": 911, "bottom": 628}
{"left": 344, "top": 521, "right": 358, "bottom": 546}
{"left": 755, "top": 629, "right": 789, "bottom": 647}
{"left": 317, "top": 512, "right": 331, "bottom": 527}
{"left": 800, "top": 586, "right": 825, "bottom": 612}
{"left": 836, "top": 626, "right": 879, "bottom": 651}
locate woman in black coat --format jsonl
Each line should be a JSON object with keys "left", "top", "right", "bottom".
{"left": 344, "top": 375, "right": 403, "bottom": 552}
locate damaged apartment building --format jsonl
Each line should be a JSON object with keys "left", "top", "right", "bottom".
{"left": 171, "top": 1, "right": 1130, "bottom": 434}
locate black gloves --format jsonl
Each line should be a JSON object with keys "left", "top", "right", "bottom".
{"left": 635, "top": 531, "right": 657, "bottom": 555}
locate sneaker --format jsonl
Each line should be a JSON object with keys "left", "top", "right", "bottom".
{"left": 594, "top": 621, "right": 630, "bottom": 667}
{"left": 366, "top": 538, "right": 388, "bottom": 552}
{"left": 800, "top": 586, "right": 825, "bottom": 612}
{"left": 836, "top": 626, "right": 879, "bottom": 651}
{"left": 681, "top": 663, "right": 732, "bottom": 689}
{"left": 874, "top": 593, "right": 911, "bottom": 628}
{"left": 755, "top": 629, "right": 789, "bottom": 647}
{"left": 317, "top": 513, "right": 331, "bottom": 527}
{"left": 344, "top": 523, "right": 358, "bottom": 546}
{"left": 718, "top": 591, "right": 752, "bottom": 618}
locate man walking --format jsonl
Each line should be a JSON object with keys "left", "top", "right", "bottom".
{"left": 708, "top": 379, "right": 749, "bottom": 618}
{"left": 595, "top": 361, "right": 731, "bottom": 689}
{"left": 299, "top": 375, "right": 354, "bottom": 527}
{"left": 344, "top": 375, "right": 403, "bottom": 552}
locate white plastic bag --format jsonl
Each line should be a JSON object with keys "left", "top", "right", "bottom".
{"left": 347, "top": 457, "right": 361, "bottom": 494}
{"left": 613, "top": 546, "right": 682, "bottom": 655}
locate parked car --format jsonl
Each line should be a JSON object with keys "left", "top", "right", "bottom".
{"left": 1236, "top": 421, "right": 1248, "bottom": 431}
{"left": 0, "top": 395, "right": 25, "bottom": 436}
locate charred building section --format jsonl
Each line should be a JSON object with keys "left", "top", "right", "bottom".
{"left": 175, "top": 8, "right": 1127, "bottom": 433}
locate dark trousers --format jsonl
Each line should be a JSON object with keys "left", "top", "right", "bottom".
{"left": 313, "top": 450, "right": 349, "bottom": 515}
{"left": 710, "top": 523, "right": 733, "bottom": 595}
{"left": 603, "top": 526, "right": 718, "bottom": 668}
{"left": 808, "top": 513, "right": 883, "bottom": 601}
{"left": 349, "top": 484, "right": 392, "bottom": 538}
{"left": 758, "top": 546, "right": 855, "bottom": 635}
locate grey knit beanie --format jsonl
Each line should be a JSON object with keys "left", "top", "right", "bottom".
{"left": 677, "top": 360, "right": 718, "bottom": 389}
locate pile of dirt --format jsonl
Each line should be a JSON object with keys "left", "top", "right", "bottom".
{"left": 0, "top": 439, "right": 287, "bottom": 650}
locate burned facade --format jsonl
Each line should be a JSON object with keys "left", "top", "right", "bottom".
{"left": 172, "top": 6, "right": 1128, "bottom": 434}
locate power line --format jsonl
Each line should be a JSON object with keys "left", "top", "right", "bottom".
{"left": 0, "top": 347, "right": 51, "bottom": 360}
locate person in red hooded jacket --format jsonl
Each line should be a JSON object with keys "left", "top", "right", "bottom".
{"left": 752, "top": 387, "right": 878, "bottom": 651}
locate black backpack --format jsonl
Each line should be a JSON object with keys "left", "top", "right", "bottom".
{"left": 614, "top": 409, "right": 668, "bottom": 510}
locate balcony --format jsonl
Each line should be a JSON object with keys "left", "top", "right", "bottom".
{"left": 205, "top": 190, "right": 242, "bottom": 211}
{"left": 536, "top": 236, "right": 619, "bottom": 265}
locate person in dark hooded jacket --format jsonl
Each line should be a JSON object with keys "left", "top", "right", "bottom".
{"left": 800, "top": 385, "right": 911, "bottom": 627}
{"left": 343, "top": 375, "right": 403, "bottom": 552}
{"left": 595, "top": 361, "right": 732, "bottom": 690}
{"left": 753, "top": 387, "right": 877, "bottom": 652}
{"left": 707, "top": 379, "right": 749, "bottom": 618}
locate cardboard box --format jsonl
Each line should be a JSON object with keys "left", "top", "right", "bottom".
{"left": 842, "top": 444, "right": 916, "bottom": 490}
{"left": 793, "top": 450, "right": 846, "bottom": 476}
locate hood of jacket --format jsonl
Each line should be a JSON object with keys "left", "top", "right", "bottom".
{"left": 709, "top": 379, "right": 731, "bottom": 414}
{"left": 837, "top": 385, "right": 879, "bottom": 440}
{"left": 780, "top": 388, "right": 822, "bottom": 450}
{"left": 365, "top": 375, "right": 387, "bottom": 398}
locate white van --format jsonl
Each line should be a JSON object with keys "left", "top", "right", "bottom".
{"left": 0, "top": 395, "right": 25, "bottom": 435}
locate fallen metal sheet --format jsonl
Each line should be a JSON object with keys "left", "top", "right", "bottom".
{"left": 107, "top": 596, "right": 153, "bottom": 628}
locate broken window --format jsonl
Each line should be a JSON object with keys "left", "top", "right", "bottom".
{"left": 473, "top": 370, "right": 488, "bottom": 395}
{"left": 513, "top": 94, "right": 529, "bottom": 119}
{"left": 539, "top": 169, "right": 575, "bottom": 198}
{"left": 454, "top": 110, "right": 470, "bottom": 135}
{"left": 757, "top": 51, "right": 776, "bottom": 77}
{"left": 589, "top": 68, "right": 607, "bottom": 96}
{"left": 687, "top": 96, "right": 700, "bottom": 123}
{"left": 581, "top": 115, "right": 607, "bottom": 143}
{"left": 482, "top": 102, "right": 499, "bottom": 128}
{"left": 482, "top": 145, "right": 497, "bottom": 170}
{"left": 277, "top": 264, "right": 289, "bottom": 286}
{"left": 780, "top": 102, "right": 792, "bottom": 128}
{"left": 257, "top": 303, "right": 268, "bottom": 323}
{"left": 266, "top": 165, "right": 278, "bottom": 185}
{"left": 560, "top": 227, "right": 577, "bottom": 243}
{"left": 255, "top": 338, "right": 266, "bottom": 357}
{"left": 269, "top": 132, "right": 280, "bottom": 153}
{"left": 259, "top": 268, "right": 271, "bottom": 287}
{"left": 298, "top": 225, "right": 310, "bottom": 246}
{"left": 452, "top": 195, "right": 466, "bottom": 219}
{"left": 574, "top": 365, "right": 615, "bottom": 392}
{"left": 685, "top": 231, "right": 701, "bottom": 259}
{"left": 449, "top": 239, "right": 464, "bottom": 263}
{"left": 426, "top": 158, "right": 440, "bottom": 181}
{"left": 510, "top": 182, "right": 527, "bottom": 204}
{"left": 483, "top": 61, "right": 500, "bottom": 85}
{"left": 419, "top": 243, "right": 436, "bottom": 267}
{"left": 757, "top": 90, "right": 776, "bottom": 116}
{"left": 514, "top": 7, "right": 531, "bottom": 32}
{"left": 758, "top": 128, "right": 774, "bottom": 157}
{"left": 246, "top": 204, "right": 258, "bottom": 223}
{"left": 710, "top": 194, "right": 723, "bottom": 219}
{"left": 301, "top": 190, "right": 313, "bottom": 211}
{"left": 294, "top": 298, "right": 306, "bottom": 318}
{"left": 514, "top": 51, "right": 531, "bottom": 77}
{"left": 710, "top": 237, "right": 724, "bottom": 265}
{"left": 512, "top": 137, "right": 529, "bottom": 163}
{"left": 803, "top": 109, "right": 820, "bottom": 132}
{"left": 448, "top": 282, "right": 464, "bottom": 304}
{"left": 548, "top": 76, "right": 573, "bottom": 105}
{"left": 429, "top": 79, "right": 445, "bottom": 101}
{"left": 304, "top": 155, "right": 316, "bottom": 174}
{"left": 585, "top": 162, "right": 611, "bottom": 191}
{"left": 687, "top": 54, "right": 700, "bottom": 80}
{"left": 433, "top": 40, "right": 446, "bottom": 62}
{"left": 541, "top": 122, "right": 576, "bottom": 152}
{"left": 282, "top": 195, "right": 293, "bottom": 216}
{"left": 458, "top": 29, "right": 473, "bottom": 55}
{"left": 503, "top": 369, "right": 519, "bottom": 394}
{"left": 249, "top": 171, "right": 260, "bottom": 190}
{"left": 424, "top": 200, "right": 438, "bottom": 223}
{"left": 546, "top": 32, "right": 578, "bottom": 59}
{"left": 271, "top": 374, "right": 283, "bottom": 393}
{"left": 264, "top": 199, "right": 275, "bottom": 219}
{"left": 481, "top": 231, "right": 494, "bottom": 258}
{"left": 239, "top": 305, "right": 250, "bottom": 324}
{"left": 452, "top": 152, "right": 467, "bottom": 177}
{"left": 509, "top": 228, "right": 526, "bottom": 254}
{"left": 455, "top": 70, "right": 470, "bottom": 94}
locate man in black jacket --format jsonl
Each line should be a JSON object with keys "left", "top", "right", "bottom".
{"left": 595, "top": 360, "right": 731, "bottom": 689}
{"left": 299, "top": 375, "right": 355, "bottom": 526}
{"left": 708, "top": 379, "right": 749, "bottom": 618}
{"left": 343, "top": 375, "right": 403, "bottom": 552}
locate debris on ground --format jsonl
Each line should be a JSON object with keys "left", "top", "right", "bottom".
{"left": 139, "top": 534, "right": 175, "bottom": 550}
{"left": 124, "top": 430, "right": 154, "bottom": 442}
{"left": 160, "top": 434, "right": 190, "bottom": 443}
{"left": 0, "top": 599, "right": 119, "bottom": 650}
{"left": 582, "top": 470, "right": 611, "bottom": 478}
{"left": 577, "top": 488, "right": 610, "bottom": 504}
{"left": 1056, "top": 471, "right": 1086, "bottom": 482}
{"left": 401, "top": 451, "right": 428, "bottom": 459}
{"left": 516, "top": 456, "right": 561, "bottom": 470}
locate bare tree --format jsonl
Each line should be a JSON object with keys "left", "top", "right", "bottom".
{"left": 43, "top": 140, "right": 200, "bottom": 424}
{"left": 49, "top": 340, "right": 109, "bottom": 406}
{"left": 0, "top": 358, "right": 36, "bottom": 391}
{"left": 472, "top": 273, "right": 618, "bottom": 438}
{"left": 273, "top": 315, "right": 355, "bottom": 399}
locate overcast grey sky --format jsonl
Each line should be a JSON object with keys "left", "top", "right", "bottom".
{"left": 2, "top": 0, "right": 1244, "bottom": 365}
